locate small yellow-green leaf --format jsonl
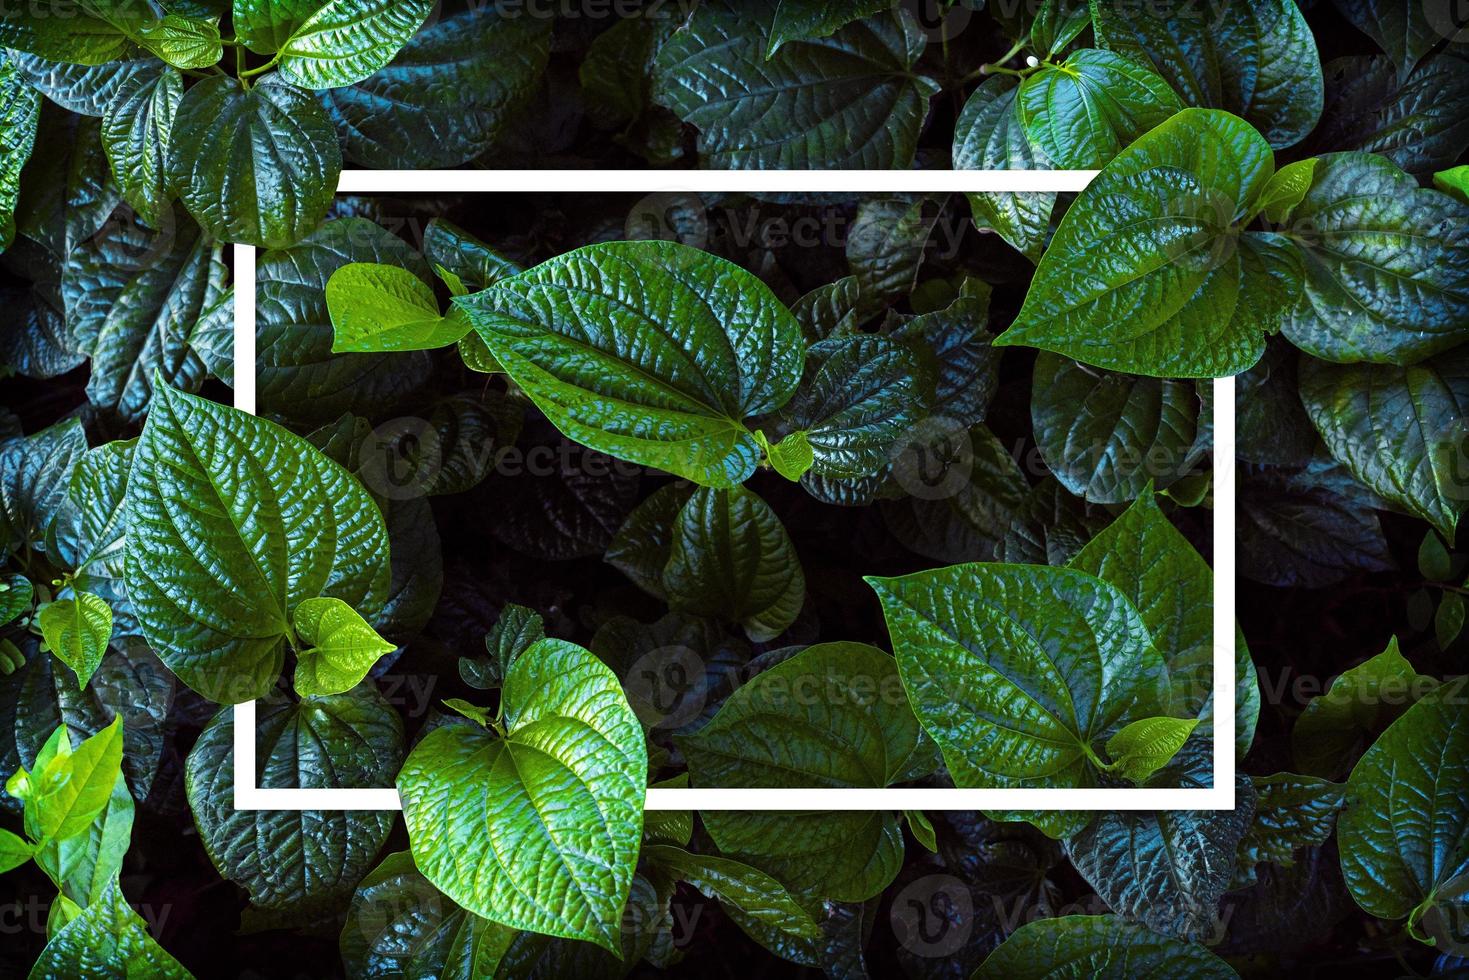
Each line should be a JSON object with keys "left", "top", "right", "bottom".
{"left": 138, "top": 14, "right": 224, "bottom": 70}
{"left": 327, "top": 262, "right": 469, "bottom": 353}
{"left": 441, "top": 699, "right": 491, "bottom": 728}
{"left": 1105, "top": 716, "right": 1199, "bottom": 785}
{"left": 0, "top": 828, "right": 33, "bottom": 874}
{"left": 37, "top": 592, "right": 112, "bottom": 689}
{"left": 1253, "top": 157, "right": 1317, "bottom": 224}
{"left": 1435, "top": 165, "right": 1469, "bottom": 205}
{"left": 754, "top": 429, "right": 814, "bottom": 481}
{"left": 905, "top": 809, "right": 937, "bottom": 852}
{"left": 30, "top": 717, "right": 123, "bottom": 844}
{"left": 292, "top": 596, "right": 396, "bottom": 697}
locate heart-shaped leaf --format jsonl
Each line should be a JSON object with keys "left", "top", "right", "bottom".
{"left": 326, "top": 262, "right": 467, "bottom": 353}
{"left": 124, "top": 383, "right": 390, "bottom": 702}
{"left": 38, "top": 592, "right": 111, "bottom": 690}
{"left": 397, "top": 638, "right": 646, "bottom": 952}
{"left": 976, "top": 915, "right": 1238, "bottom": 978}
{"left": 292, "top": 596, "right": 395, "bottom": 697}
{"left": 455, "top": 240, "right": 805, "bottom": 488}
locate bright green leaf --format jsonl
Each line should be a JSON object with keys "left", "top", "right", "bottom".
{"left": 124, "top": 383, "right": 390, "bottom": 703}
{"left": 268, "top": 0, "right": 434, "bottom": 90}
{"left": 291, "top": 596, "right": 396, "bottom": 697}
{"left": 755, "top": 430, "right": 815, "bottom": 482}
{"left": 28, "top": 878, "right": 191, "bottom": 980}
{"left": 455, "top": 240, "right": 804, "bottom": 488}
{"left": 397, "top": 639, "right": 646, "bottom": 952}
{"left": 1106, "top": 716, "right": 1199, "bottom": 785}
{"left": 1437, "top": 164, "right": 1469, "bottom": 204}
{"left": 37, "top": 593, "right": 112, "bottom": 690}
{"left": 29, "top": 717, "right": 122, "bottom": 845}
{"left": 137, "top": 14, "right": 222, "bottom": 70}
{"left": 326, "top": 262, "right": 468, "bottom": 353}
{"left": 1253, "top": 158, "right": 1318, "bottom": 223}
{"left": 0, "top": 573, "right": 33, "bottom": 627}
{"left": 975, "top": 915, "right": 1238, "bottom": 978}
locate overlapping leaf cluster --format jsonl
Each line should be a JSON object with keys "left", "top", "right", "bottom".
{"left": 1, "top": 1, "right": 1468, "bottom": 978}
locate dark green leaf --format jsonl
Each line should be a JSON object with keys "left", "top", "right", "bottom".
{"left": 1236, "top": 339, "right": 1317, "bottom": 466}
{"left": 1312, "top": 55, "right": 1469, "bottom": 175}
{"left": 320, "top": 8, "right": 550, "bottom": 168}
{"left": 1091, "top": 0, "right": 1323, "bottom": 148}
{"left": 0, "top": 3, "right": 141, "bottom": 65}
{"left": 1292, "top": 636, "right": 1438, "bottom": 779}
{"left": 1032, "top": 354, "right": 1205, "bottom": 503}
{"left": 653, "top": 1, "right": 939, "bottom": 168}
{"left": 1334, "top": 0, "right": 1445, "bottom": 79}
{"left": 1066, "top": 775, "right": 1258, "bottom": 940}
{"left": 168, "top": 75, "right": 340, "bottom": 247}
{"left": 8, "top": 53, "right": 162, "bottom": 117}
{"left": 604, "top": 483, "right": 694, "bottom": 601}
{"left": 680, "top": 642, "right": 930, "bottom": 902}
{"left": 1236, "top": 773, "right": 1345, "bottom": 881}
{"left": 764, "top": 0, "right": 896, "bottom": 56}
{"left": 664, "top": 486, "right": 805, "bottom": 643}
{"left": 28, "top": 878, "right": 190, "bottom": 980}
{"left": 257, "top": 218, "right": 434, "bottom": 425}
{"left": 1300, "top": 346, "right": 1469, "bottom": 540}
{"left": 16, "top": 106, "right": 117, "bottom": 257}
{"left": 0, "top": 417, "right": 87, "bottom": 556}
{"left": 1340, "top": 686, "right": 1469, "bottom": 941}
{"left": 1, "top": 55, "right": 41, "bottom": 250}
{"left": 953, "top": 76, "right": 1054, "bottom": 260}
{"left": 1276, "top": 153, "right": 1469, "bottom": 365}
{"left": 100, "top": 64, "right": 180, "bottom": 226}
{"left": 975, "top": 914, "right": 1238, "bottom": 978}
{"left": 184, "top": 688, "right": 403, "bottom": 910}
{"left": 845, "top": 195, "right": 941, "bottom": 311}
{"left": 643, "top": 845, "right": 822, "bottom": 940}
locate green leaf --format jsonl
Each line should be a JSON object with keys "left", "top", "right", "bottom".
{"left": 1016, "top": 49, "right": 1183, "bottom": 169}
{"left": 997, "top": 108, "right": 1275, "bottom": 378}
{"left": 1236, "top": 773, "right": 1344, "bottom": 881}
{"left": 1, "top": 55, "right": 41, "bottom": 251}
{"left": 604, "top": 483, "right": 692, "bottom": 601}
{"left": 791, "top": 275, "right": 862, "bottom": 342}
{"left": 1066, "top": 768, "right": 1258, "bottom": 940}
{"left": 397, "top": 638, "right": 647, "bottom": 952}
{"left": 653, "top": 1, "right": 939, "bottom": 169}
{"left": 266, "top": 0, "right": 433, "bottom": 90}
{"left": 137, "top": 13, "right": 222, "bottom": 69}
{"left": 890, "top": 284, "right": 998, "bottom": 428}
{"left": 1299, "top": 346, "right": 1469, "bottom": 540}
{"left": 664, "top": 486, "right": 805, "bottom": 643}
{"left": 29, "top": 717, "right": 122, "bottom": 845}
{"left": 0, "top": 4, "right": 140, "bottom": 66}
{"left": 0, "top": 827, "right": 33, "bottom": 874}
{"left": 867, "top": 563, "right": 1168, "bottom": 838}
{"left": 167, "top": 75, "right": 340, "bottom": 248}
{"left": 256, "top": 218, "right": 435, "bottom": 425}
{"left": 1334, "top": 0, "right": 1442, "bottom": 79}
{"left": 1031, "top": 0, "right": 1090, "bottom": 56}
{"left": 579, "top": 14, "right": 675, "bottom": 128}
{"left": 52, "top": 440, "right": 135, "bottom": 634}
{"left": 1420, "top": 531, "right": 1454, "bottom": 581}
{"left": 64, "top": 208, "right": 225, "bottom": 423}
{"left": 1314, "top": 54, "right": 1469, "bottom": 177}
{"left": 0, "top": 573, "right": 33, "bottom": 627}
{"left": 28, "top": 878, "right": 191, "bottom": 980}
{"left": 0, "top": 417, "right": 87, "bottom": 555}
{"left": 326, "top": 262, "right": 468, "bottom": 353}
{"left": 6, "top": 52, "right": 160, "bottom": 118}
{"left": 846, "top": 195, "right": 940, "bottom": 310}
{"left": 764, "top": 0, "right": 896, "bottom": 57}
{"left": 34, "top": 767, "right": 133, "bottom": 905}
{"left": 16, "top": 107, "right": 117, "bottom": 257}
{"left": 1236, "top": 340, "right": 1318, "bottom": 467}
{"left": 1437, "top": 164, "right": 1469, "bottom": 204}
{"left": 679, "top": 643, "right": 933, "bottom": 902}
{"left": 321, "top": 8, "right": 550, "bottom": 169}
{"left": 953, "top": 76, "right": 1055, "bottom": 260}
{"left": 755, "top": 430, "right": 814, "bottom": 482}
{"left": 340, "top": 851, "right": 518, "bottom": 980}
{"left": 422, "top": 218, "right": 522, "bottom": 293}
{"left": 124, "top": 383, "right": 390, "bottom": 702}
{"left": 1032, "top": 354, "right": 1205, "bottom": 503}
{"left": 775, "top": 334, "right": 926, "bottom": 483}
{"left": 975, "top": 915, "right": 1238, "bottom": 979}
{"left": 38, "top": 593, "right": 112, "bottom": 690}
{"left": 455, "top": 240, "right": 804, "bottom": 488}
{"left": 644, "top": 845, "right": 823, "bottom": 941}
{"left": 184, "top": 688, "right": 403, "bottom": 910}
{"left": 100, "top": 64, "right": 180, "bottom": 226}
{"left": 1277, "top": 153, "right": 1469, "bottom": 365}
{"left": 45, "top": 895, "right": 80, "bottom": 939}
{"left": 460, "top": 602, "right": 546, "bottom": 690}
{"left": 1340, "top": 686, "right": 1469, "bottom": 940}
{"left": 1239, "top": 456, "right": 1396, "bottom": 588}
{"left": 1292, "top": 636, "right": 1439, "bottom": 779}
{"left": 1091, "top": 0, "right": 1323, "bottom": 149}
{"left": 903, "top": 809, "right": 936, "bottom": 851}
{"left": 1105, "top": 716, "right": 1199, "bottom": 785}
{"left": 291, "top": 596, "right": 395, "bottom": 697}
{"left": 1437, "top": 592, "right": 1465, "bottom": 650}
{"left": 1253, "top": 158, "right": 1318, "bottom": 224}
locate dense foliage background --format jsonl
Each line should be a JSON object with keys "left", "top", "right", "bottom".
{"left": 1, "top": 1, "right": 1468, "bottom": 978}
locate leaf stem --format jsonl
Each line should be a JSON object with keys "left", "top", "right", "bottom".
{"left": 238, "top": 53, "right": 280, "bottom": 79}
{"left": 1428, "top": 581, "right": 1469, "bottom": 596}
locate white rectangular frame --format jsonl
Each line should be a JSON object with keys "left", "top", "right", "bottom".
{"left": 231, "top": 170, "right": 1235, "bottom": 812}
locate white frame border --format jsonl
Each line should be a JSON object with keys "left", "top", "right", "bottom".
{"left": 231, "top": 170, "right": 1235, "bottom": 812}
